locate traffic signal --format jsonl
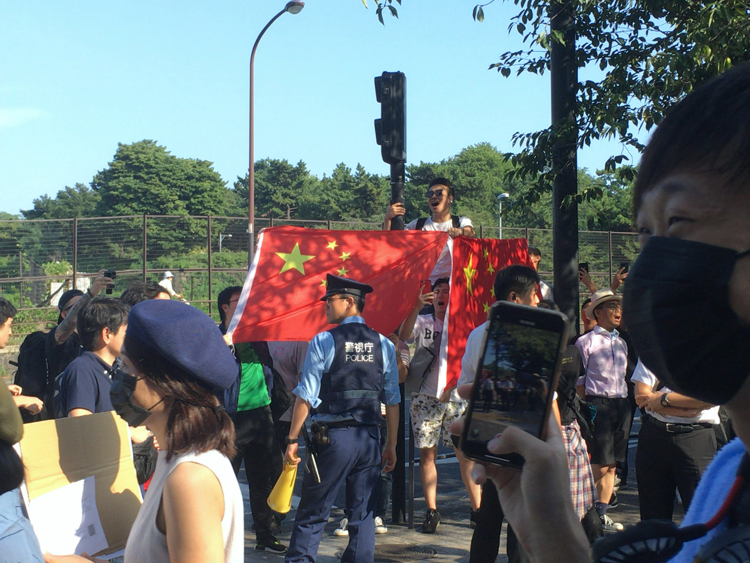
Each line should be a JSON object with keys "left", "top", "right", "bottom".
{"left": 374, "top": 72, "right": 406, "bottom": 164}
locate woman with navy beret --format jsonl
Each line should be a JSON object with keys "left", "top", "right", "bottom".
{"left": 45, "top": 300, "right": 244, "bottom": 563}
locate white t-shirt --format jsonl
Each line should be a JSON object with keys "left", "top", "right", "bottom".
{"left": 405, "top": 314, "right": 445, "bottom": 398}
{"left": 405, "top": 216, "right": 473, "bottom": 282}
{"left": 457, "top": 321, "right": 488, "bottom": 388}
{"left": 631, "top": 360, "right": 720, "bottom": 425}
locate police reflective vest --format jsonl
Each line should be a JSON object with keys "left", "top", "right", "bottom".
{"left": 316, "top": 323, "right": 384, "bottom": 425}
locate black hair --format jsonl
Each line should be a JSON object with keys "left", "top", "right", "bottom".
{"left": 0, "top": 440, "right": 24, "bottom": 495}
{"left": 634, "top": 62, "right": 750, "bottom": 215}
{"left": 0, "top": 298, "right": 17, "bottom": 326}
{"left": 431, "top": 278, "right": 450, "bottom": 291}
{"left": 124, "top": 334, "right": 236, "bottom": 462}
{"left": 428, "top": 177, "right": 455, "bottom": 198}
{"left": 217, "top": 286, "right": 242, "bottom": 325}
{"left": 538, "top": 299, "right": 560, "bottom": 311}
{"left": 527, "top": 247, "right": 542, "bottom": 258}
{"left": 120, "top": 281, "right": 170, "bottom": 307}
{"left": 77, "top": 297, "right": 130, "bottom": 351}
{"left": 58, "top": 289, "right": 84, "bottom": 324}
{"left": 581, "top": 297, "right": 592, "bottom": 311}
{"left": 493, "top": 265, "right": 540, "bottom": 301}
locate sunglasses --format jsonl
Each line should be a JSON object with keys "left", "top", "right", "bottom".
{"left": 427, "top": 189, "right": 447, "bottom": 199}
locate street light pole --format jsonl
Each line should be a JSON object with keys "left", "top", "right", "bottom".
{"left": 497, "top": 193, "right": 509, "bottom": 239}
{"left": 219, "top": 233, "right": 232, "bottom": 252}
{"left": 248, "top": 1, "right": 305, "bottom": 267}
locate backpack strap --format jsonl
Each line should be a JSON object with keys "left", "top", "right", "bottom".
{"left": 416, "top": 217, "right": 428, "bottom": 230}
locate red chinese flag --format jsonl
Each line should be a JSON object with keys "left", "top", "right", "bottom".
{"left": 444, "top": 237, "right": 530, "bottom": 389}
{"left": 229, "top": 226, "right": 448, "bottom": 342}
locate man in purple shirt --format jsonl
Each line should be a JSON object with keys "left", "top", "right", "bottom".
{"left": 575, "top": 289, "right": 629, "bottom": 532}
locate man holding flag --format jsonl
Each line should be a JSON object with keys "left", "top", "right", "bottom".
{"left": 283, "top": 274, "right": 401, "bottom": 563}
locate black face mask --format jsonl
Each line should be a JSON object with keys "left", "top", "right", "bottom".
{"left": 110, "top": 361, "right": 164, "bottom": 427}
{"left": 623, "top": 236, "right": 750, "bottom": 405}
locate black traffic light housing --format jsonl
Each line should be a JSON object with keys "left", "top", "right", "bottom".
{"left": 374, "top": 72, "right": 406, "bottom": 164}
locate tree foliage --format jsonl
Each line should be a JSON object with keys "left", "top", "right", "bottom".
{"left": 22, "top": 183, "right": 100, "bottom": 220}
{"left": 372, "top": 0, "right": 750, "bottom": 206}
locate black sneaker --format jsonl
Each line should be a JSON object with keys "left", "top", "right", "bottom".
{"left": 255, "top": 534, "right": 287, "bottom": 554}
{"left": 470, "top": 509, "right": 480, "bottom": 529}
{"left": 421, "top": 508, "right": 441, "bottom": 533}
{"left": 609, "top": 491, "right": 619, "bottom": 508}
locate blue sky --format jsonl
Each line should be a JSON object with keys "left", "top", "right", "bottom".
{"left": 1, "top": 1, "right": 643, "bottom": 216}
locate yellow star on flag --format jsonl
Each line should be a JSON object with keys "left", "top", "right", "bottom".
{"left": 276, "top": 243, "right": 315, "bottom": 275}
{"left": 339, "top": 251, "right": 351, "bottom": 261}
{"left": 490, "top": 286, "right": 496, "bottom": 298}
{"left": 337, "top": 267, "right": 349, "bottom": 277}
{"left": 483, "top": 302, "right": 491, "bottom": 313}
{"left": 463, "top": 255, "right": 478, "bottom": 295}
{"left": 487, "top": 262, "right": 495, "bottom": 275}
{"left": 320, "top": 279, "right": 328, "bottom": 286}
{"left": 483, "top": 248, "right": 489, "bottom": 259}
{"left": 326, "top": 240, "right": 338, "bottom": 251}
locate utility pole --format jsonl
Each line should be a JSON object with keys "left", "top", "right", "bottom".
{"left": 550, "top": 0, "right": 579, "bottom": 331}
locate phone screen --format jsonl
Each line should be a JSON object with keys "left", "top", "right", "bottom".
{"left": 462, "top": 303, "right": 566, "bottom": 468}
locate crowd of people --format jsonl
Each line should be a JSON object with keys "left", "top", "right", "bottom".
{"left": 1, "top": 62, "right": 749, "bottom": 563}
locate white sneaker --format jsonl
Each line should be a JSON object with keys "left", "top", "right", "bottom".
{"left": 601, "top": 514, "right": 624, "bottom": 532}
{"left": 333, "top": 518, "right": 349, "bottom": 537}
{"left": 374, "top": 516, "right": 388, "bottom": 534}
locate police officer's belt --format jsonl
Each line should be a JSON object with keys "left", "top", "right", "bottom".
{"left": 318, "top": 390, "right": 381, "bottom": 402}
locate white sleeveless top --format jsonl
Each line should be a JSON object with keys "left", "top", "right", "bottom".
{"left": 124, "top": 449, "right": 244, "bottom": 563}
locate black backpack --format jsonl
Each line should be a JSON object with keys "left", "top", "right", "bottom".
{"left": 416, "top": 215, "right": 461, "bottom": 230}
{"left": 11, "top": 331, "right": 51, "bottom": 422}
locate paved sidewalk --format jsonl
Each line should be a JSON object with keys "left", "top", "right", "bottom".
{"left": 242, "top": 445, "right": 645, "bottom": 562}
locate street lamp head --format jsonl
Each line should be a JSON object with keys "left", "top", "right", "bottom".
{"left": 226, "top": 234, "right": 233, "bottom": 239}
{"left": 498, "top": 193, "right": 510, "bottom": 201}
{"left": 285, "top": 1, "right": 305, "bottom": 14}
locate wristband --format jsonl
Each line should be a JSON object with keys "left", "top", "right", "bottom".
{"left": 285, "top": 436, "right": 299, "bottom": 445}
{"left": 86, "top": 288, "right": 94, "bottom": 298}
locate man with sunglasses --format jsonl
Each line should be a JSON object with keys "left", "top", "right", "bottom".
{"left": 384, "top": 178, "right": 474, "bottom": 282}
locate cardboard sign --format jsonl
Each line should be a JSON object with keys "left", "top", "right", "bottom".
{"left": 20, "top": 411, "right": 143, "bottom": 556}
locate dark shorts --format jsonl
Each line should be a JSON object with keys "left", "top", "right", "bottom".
{"left": 586, "top": 396, "right": 631, "bottom": 466}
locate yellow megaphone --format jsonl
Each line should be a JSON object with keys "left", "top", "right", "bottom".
{"left": 267, "top": 461, "right": 298, "bottom": 513}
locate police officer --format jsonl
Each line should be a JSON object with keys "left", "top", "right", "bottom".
{"left": 284, "top": 274, "right": 401, "bottom": 563}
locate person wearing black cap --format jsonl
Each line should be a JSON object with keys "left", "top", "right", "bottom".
{"left": 284, "top": 274, "right": 401, "bottom": 563}
{"left": 45, "top": 299, "right": 244, "bottom": 563}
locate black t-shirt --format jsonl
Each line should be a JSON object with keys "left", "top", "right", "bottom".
{"left": 556, "top": 345, "right": 585, "bottom": 426}
{"left": 46, "top": 328, "right": 81, "bottom": 381}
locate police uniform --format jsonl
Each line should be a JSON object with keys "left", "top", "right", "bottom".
{"left": 286, "top": 276, "right": 401, "bottom": 563}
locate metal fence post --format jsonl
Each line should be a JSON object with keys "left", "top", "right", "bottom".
{"left": 525, "top": 227, "right": 530, "bottom": 242}
{"left": 207, "top": 215, "right": 213, "bottom": 317}
{"left": 608, "top": 230, "right": 613, "bottom": 286}
{"left": 19, "top": 251, "right": 23, "bottom": 306}
{"left": 72, "top": 217, "right": 78, "bottom": 291}
{"left": 479, "top": 225, "right": 483, "bottom": 239}
{"left": 143, "top": 215, "right": 148, "bottom": 282}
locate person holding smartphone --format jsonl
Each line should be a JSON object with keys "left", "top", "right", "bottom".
{"left": 461, "top": 62, "right": 750, "bottom": 563}
{"left": 457, "top": 264, "right": 541, "bottom": 563}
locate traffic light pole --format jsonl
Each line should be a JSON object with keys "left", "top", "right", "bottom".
{"left": 389, "top": 162, "right": 405, "bottom": 231}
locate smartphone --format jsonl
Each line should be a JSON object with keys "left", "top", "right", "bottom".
{"left": 578, "top": 262, "right": 589, "bottom": 273}
{"left": 461, "top": 301, "right": 569, "bottom": 469}
{"left": 103, "top": 269, "right": 117, "bottom": 295}
{"left": 618, "top": 261, "right": 630, "bottom": 274}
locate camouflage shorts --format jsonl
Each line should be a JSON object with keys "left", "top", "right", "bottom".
{"left": 409, "top": 393, "right": 467, "bottom": 449}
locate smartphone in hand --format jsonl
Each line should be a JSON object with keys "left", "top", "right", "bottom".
{"left": 461, "top": 301, "right": 569, "bottom": 469}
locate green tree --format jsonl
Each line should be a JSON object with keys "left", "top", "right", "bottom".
{"left": 22, "top": 183, "right": 101, "bottom": 219}
{"left": 233, "top": 159, "right": 319, "bottom": 221}
{"left": 92, "top": 140, "right": 235, "bottom": 217}
{"left": 373, "top": 1, "right": 750, "bottom": 204}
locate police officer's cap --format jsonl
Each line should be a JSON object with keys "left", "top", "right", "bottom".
{"left": 320, "top": 274, "right": 374, "bottom": 302}
{"left": 126, "top": 299, "right": 238, "bottom": 390}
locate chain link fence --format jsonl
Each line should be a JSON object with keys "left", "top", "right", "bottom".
{"left": 0, "top": 215, "right": 638, "bottom": 346}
